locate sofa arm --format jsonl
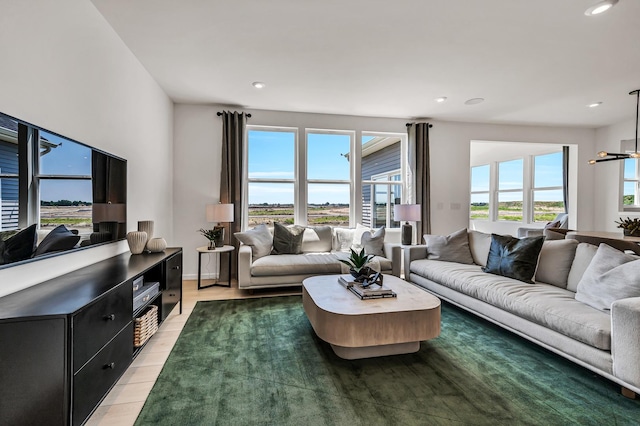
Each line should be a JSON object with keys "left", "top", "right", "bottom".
{"left": 403, "top": 245, "right": 428, "bottom": 281}
{"left": 384, "top": 243, "right": 401, "bottom": 277}
{"left": 611, "top": 297, "right": 640, "bottom": 390}
{"left": 237, "top": 244, "right": 253, "bottom": 289}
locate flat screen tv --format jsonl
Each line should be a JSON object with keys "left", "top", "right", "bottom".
{"left": 0, "top": 111, "right": 126, "bottom": 268}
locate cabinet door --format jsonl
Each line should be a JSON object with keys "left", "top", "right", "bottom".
{"left": 161, "top": 252, "right": 182, "bottom": 321}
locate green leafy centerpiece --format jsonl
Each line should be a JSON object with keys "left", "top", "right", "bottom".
{"left": 615, "top": 217, "right": 640, "bottom": 237}
{"left": 338, "top": 248, "right": 375, "bottom": 282}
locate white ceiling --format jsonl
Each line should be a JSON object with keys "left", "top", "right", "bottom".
{"left": 91, "top": 0, "right": 640, "bottom": 128}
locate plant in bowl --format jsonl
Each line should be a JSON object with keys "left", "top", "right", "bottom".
{"left": 615, "top": 217, "right": 640, "bottom": 237}
{"left": 338, "top": 248, "right": 375, "bottom": 281}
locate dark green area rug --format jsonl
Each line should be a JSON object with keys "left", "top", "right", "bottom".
{"left": 135, "top": 296, "right": 639, "bottom": 425}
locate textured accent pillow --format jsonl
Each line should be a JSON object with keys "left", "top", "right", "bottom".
{"left": 566, "top": 243, "right": 599, "bottom": 292}
{"left": 534, "top": 239, "right": 579, "bottom": 288}
{"left": 334, "top": 228, "right": 355, "bottom": 252}
{"left": 34, "top": 225, "right": 81, "bottom": 256}
{"left": 352, "top": 223, "right": 371, "bottom": 249}
{"left": 234, "top": 224, "right": 273, "bottom": 260}
{"left": 361, "top": 227, "right": 385, "bottom": 257}
{"left": 468, "top": 230, "right": 492, "bottom": 266}
{"left": 424, "top": 228, "right": 474, "bottom": 264}
{"left": 301, "top": 226, "right": 333, "bottom": 253}
{"left": 271, "top": 222, "right": 305, "bottom": 255}
{"left": 575, "top": 244, "right": 640, "bottom": 312}
{"left": 482, "top": 234, "right": 545, "bottom": 283}
{"left": 0, "top": 224, "right": 37, "bottom": 265}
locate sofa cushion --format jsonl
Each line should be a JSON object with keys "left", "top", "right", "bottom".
{"left": 271, "top": 222, "right": 305, "bottom": 255}
{"left": 409, "top": 259, "right": 611, "bottom": 350}
{"left": 0, "top": 224, "right": 37, "bottom": 265}
{"left": 234, "top": 224, "right": 273, "bottom": 260}
{"left": 34, "top": 225, "right": 80, "bottom": 256}
{"left": 424, "top": 228, "right": 474, "bottom": 264}
{"left": 362, "top": 227, "right": 385, "bottom": 257}
{"left": 468, "top": 230, "right": 492, "bottom": 267}
{"left": 534, "top": 239, "right": 579, "bottom": 288}
{"left": 575, "top": 243, "right": 640, "bottom": 312}
{"left": 566, "top": 243, "right": 599, "bottom": 292}
{"left": 482, "top": 234, "right": 544, "bottom": 283}
{"left": 301, "top": 226, "right": 332, "bottom": 253}
{"left": 251, "top": 252, "right": 342, "bottom": 276}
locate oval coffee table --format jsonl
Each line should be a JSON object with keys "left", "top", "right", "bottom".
{"left": 302, "top": 274, "right": 441, "bottom": 359}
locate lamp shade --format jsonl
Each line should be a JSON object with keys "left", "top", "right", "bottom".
{"left": 206, "top": 203, "right": 234, "bottom": 223}
{"left": 92, "top": 203, "right": 126, "bottom": 223}
{"left": 394, "top": 204, "right": 421, "bottom": 222}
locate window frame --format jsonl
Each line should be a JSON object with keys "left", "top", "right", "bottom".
{"left": 470, "top": 164, "right": 491, "bottom": 221}
{"left": 620, "top": 139, "right": 640, "bottom": 212}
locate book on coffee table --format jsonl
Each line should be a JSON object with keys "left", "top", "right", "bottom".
{"left": 338, "top": 274, "right": 396, "bottom": 299}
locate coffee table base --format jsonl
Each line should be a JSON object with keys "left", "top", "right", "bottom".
{"left": 330, "top": 341, "right": 420, "bottom": 360}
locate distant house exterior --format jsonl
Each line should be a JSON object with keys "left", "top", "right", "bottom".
{"left": 361, "top": 137, "right": 401, "bottom": 228}
{"left": 0, "top": 115, "right": 19, "bottom": 230}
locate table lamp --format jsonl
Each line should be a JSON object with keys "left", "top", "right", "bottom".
{"left": 206, "top": 203, "right": 234, "bottom": 247}
{"left": 393, "top": 204, "right": 421, "bottom": 245}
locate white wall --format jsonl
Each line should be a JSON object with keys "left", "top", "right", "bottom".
{"left": 0, "top": 0, "right": 174, "bottom": 297}
{"left": 594, "top": 118, "right": 639, "bottom": 231}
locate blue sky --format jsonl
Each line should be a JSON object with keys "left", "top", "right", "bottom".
{"left": 471, "top": 152, "right": 564, "bottom": 202}
{"left": 39, "top": 131, "right": 92, "bottom": 202}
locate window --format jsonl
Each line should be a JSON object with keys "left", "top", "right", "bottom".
{"left": 497, "top": 159, "right": 523, "bottom": 221}
{"left": 470, "top": 164, "right": 490, "bottom": 220}
{"left": 245, "top": 126, "right": 407, "bottom": 228}
{"left": 0, "top": 116, "right": 19, "bottom": 230}
{"left": 623, "top": 157, "right": 639, "bottom": 208}
{"left": 532, "top": 152, "right": 564, "bottom": 222}
{"left": 246, "top": 129, "right": 296, "bottom": 226}
{"left": 37, "top": 130, "right": 92, "bottom": 233}
{"left": 361, "top": 134, "right": 403, "bottom": 228}
{"left": 307, "top": 132, "right": 351, "bottom": 226}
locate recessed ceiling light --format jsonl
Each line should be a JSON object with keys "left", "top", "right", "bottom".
{"left": 588, "top": 102, "right": 603, "bottom": 108}
{"left": 252, "top": 81, "right": 266, "bottom": 89}
{"left": 464, "top": 98, "right": 484, "bottom": 105}
{"left": 585, "top": 0, "right": 618, "bottom": 16}
{"left": 435, "top": 97, "right": 447, "bottom": 103}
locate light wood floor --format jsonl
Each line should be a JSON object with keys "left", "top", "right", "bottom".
{"left": 86, "top": 279, "right": 301, "bottom": 426}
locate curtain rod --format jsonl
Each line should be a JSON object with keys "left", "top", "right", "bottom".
{"left": 406, "top": 123, "right": 433, "bottom": 128}
{"left": 217, "top": 112, "right": 252, "bottom": 118}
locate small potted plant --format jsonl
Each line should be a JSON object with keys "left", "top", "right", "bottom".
{"left": 615, "top": 217, "right": 640, "bottom": 237}
{"left": 199, "top": 227, "right": 224, "bottom": 249}
{"left": 338, "top": 248, "right": 375, "bottom": 281}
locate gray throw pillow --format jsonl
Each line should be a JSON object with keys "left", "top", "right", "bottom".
{"left": 361, "top": 227, "right": 385, "bottom": 257}
{"left": 566, "top": 243, "right": 599, "bottom": 292}
{"left": 271, "top": 222, "right": 305, "bottom": 255}
{"left": 424, "top": 228, "right": 474, "bottom": 264}
{"left": 534, "top": 239, "right": 579, "bottom": 288}
{"left": 0, "top": 224, "right": 37, "bottom": 265}
{"left": 575, "top": 244, "right": 640, "bottom": 312}
{"left": 482, "top": 234, "right": 545, "bottom": 283}
{"left": 234, "top": 224, "right": 273, "bottom": 260}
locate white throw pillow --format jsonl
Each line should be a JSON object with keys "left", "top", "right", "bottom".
{"left": 334, "top": 228, "right": 355, "bottom": 252}
{"left": 361, "top": 227, "right": 385, "bottom": 257}
{"left": 566, "top": 243, "right": 599, "bottom": 292}
{"left": 233, "top": 224, "right": 273, "bottom": 260}
{"left": 424, "top": 228, "right": 474, "bottom": 264}
{"left": 468, "top": 230, "right": 492, "bottom": 266}
{"left": 575, "top": 243, "right": 640, "bottom": 312}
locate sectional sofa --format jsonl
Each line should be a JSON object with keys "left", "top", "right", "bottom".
{"left": 404, "top": 229, "right": 640, "bottom": 397}
{"left": 235, "top": 224, "right": 401, "bottom": 290}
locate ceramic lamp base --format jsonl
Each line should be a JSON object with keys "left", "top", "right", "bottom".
{"left": 213, "top": 226, "right": 225, "bottom": 247}
{"left": 401, "top": 222, "right": 413, "bottom": 245}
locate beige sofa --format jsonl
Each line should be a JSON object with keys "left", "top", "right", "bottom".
{"left": 237, "top": 225, "right": 401, "bottom": 290}
{"left": 405, "top": 230, "right": 640, "bottom": 397}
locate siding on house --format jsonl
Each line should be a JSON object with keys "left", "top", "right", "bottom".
{"left": 361, "top": 143, "right": 401, "bottom": 227}
{"left": 0, "top": 141, "right": 19, "bottom": 230}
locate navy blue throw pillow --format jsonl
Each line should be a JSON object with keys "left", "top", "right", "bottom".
{"left": 34, "top": 225, "right": 81, "bottom": 256}
{"left": 0, "top": 224, "right": 38, "bottom": 265}
{"left": 482, "top": 234, "right": 545, "bottom": 283}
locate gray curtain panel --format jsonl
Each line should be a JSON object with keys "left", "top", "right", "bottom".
{"left": 408, "top": 122, "right": 431, "bottom": 237}
{"left": 562, "top": 145, "right": 569, "bottom": 213}
{"left": 219, "top": 111, "right": 247, "bottom": 279}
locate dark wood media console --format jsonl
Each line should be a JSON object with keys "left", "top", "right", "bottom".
{"left": 0, "top": 248, "right": 183, "bottom": 426}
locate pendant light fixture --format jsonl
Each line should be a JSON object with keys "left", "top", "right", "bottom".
{"left": 589, "top": 89, "right": 640, "bottom": 164}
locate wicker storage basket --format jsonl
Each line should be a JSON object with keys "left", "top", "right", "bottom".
{"left": 134, "top": 305, "right": 159, "bottom": 347}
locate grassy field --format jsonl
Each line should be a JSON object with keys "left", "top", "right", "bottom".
{"left": 248, "top": 204, "right": 349, "bottom": 226}
{"left": 471, "top": 201, "right": 564, "bottom": 222}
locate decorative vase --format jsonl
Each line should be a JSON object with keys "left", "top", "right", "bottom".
{"left": 127, "top": 231, "right": 148, "bottom": 254}
{"left": 208, "top": 240, "right": 216, "bottom": 250}
{"left": 147, "top": 237, "right": 167, "bottom": 253}
{"left": 138, "top": 221, "right": 154, "bottom": 249}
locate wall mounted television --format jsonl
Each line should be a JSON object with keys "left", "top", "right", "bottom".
{"left": 0, "top": 111, "right": 126, "bottom": 268}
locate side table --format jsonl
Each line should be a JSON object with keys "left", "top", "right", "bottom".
{"left": 197, "top": 245, "right": 234, "bottom": 289}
